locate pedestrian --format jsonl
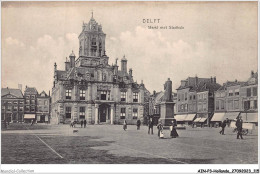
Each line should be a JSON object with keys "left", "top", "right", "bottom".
{"left": 136, "top": 119, "right": 141, "bottom": 130}
{"left": 31, "top": 119, "right": 34, "bottom": 126}
{"left": 148, "top": 118, "right": 154, "bottom": 134}
{"left": 236, "top": 116, "right": 243, "bottom": 139}
{"left": 123, "top": 120, "right": 127, "bottom": 131}
{"left": 80, "top": 120, "right": 83, "bottom": 128}
{"left": 192, "top": 122, "right": 195, "bottom": 128}
{"left": 219, "top": 118, "right": 228, "bottom": 135}
{"left": 157, "top": 121, "right": 163, "bottom": 138}
{"left": 170, "top": 119, "right": 179, "bottom": 138}
{"left": 84, "top": 119, "right": 87, "bottom": 128}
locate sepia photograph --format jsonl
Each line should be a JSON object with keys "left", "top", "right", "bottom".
{"left": 1, "top": 1, "right": 259, "bottom": 173}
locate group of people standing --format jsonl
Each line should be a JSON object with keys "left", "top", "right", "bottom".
{"left": 219, "top": 116, "right": 244, "bottom": 139}
{"left": 123, "top": 119, "right": 141, "bottom": 131}
{"left": 123, "top": 118, "right": 179, "bottom": 139}
{"left": 80, "top": 120, "right": 87, "bottom": 128}
{"left": 70, "top": 120, "right": 87, "bottom": 128}
{"left": 156, "top": 119, "right": 179, "bottom": 139}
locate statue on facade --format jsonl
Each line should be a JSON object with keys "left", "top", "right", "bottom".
{"left": 163, "top": 78, "right": 173, "bottom": 102}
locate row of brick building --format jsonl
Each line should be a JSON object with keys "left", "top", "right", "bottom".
{"left": 174, "top": 71, "right": 258, "bottom": 126}
{"left": 1, "top": 86, "right": 51, "bottom": 123}
{"left": 148, "top": 71, "right": 257, "bottom": 126}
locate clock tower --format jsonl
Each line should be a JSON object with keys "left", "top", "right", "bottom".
{"left": 78, "top": 13, "right": 106, "bottom": 57}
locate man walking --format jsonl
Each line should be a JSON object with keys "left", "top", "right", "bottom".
{"left": 136, "top": 119, "right": 141, "bottom": 130}
{"left": 123, "top": 120, "right": 127, "bottom": 131}
{"left": 236, "top": 116, "right": 243, "bottom": 139}
{"left": 80, "top": 120, "right": 83, "bottom": 128}
{"left": 219, "top": 118, "right": 228, "bottom": 135}
{"left": 148, "top": 118, "right": 154, "bottom": 134}
{"left": 157, "top": 121, "right": 163, "bottom": 137}
{"left": 84, "top": 119, "right": 87, "bottom": 128}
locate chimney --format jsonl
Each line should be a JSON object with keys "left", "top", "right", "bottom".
{"left": 251, "top": 70, "right": 254, "bottom": 77}
{"left": 235, "top": 79, "right": 237, "bottom": 82}
{"left": 69, "top": 51, "right": 76, "bottom": 68}
{"left": 65, "top": 57, "right": 70, "bottom": 71}
{"left": 214, "top": 76, "right": 216, "bottom": 83}
{"left": 210, "top": 76, "right": 213, "bottom": 83}
{"left": 153, "top": 90, "right": 156, "bottom": 96}
{"left": 181, "top": 80, "right": 186, "bottom": 87}
{"left": 195, "top": 75, "right": 198, "bottom": 86}
{"left": 121, "top": 55, "right": 127, "bottom": 74}
{"left": 18, "top": 84, "right": 22, "bottom": 92}
{"left": 49, "top": 90, "right": 50, "bottom": 96}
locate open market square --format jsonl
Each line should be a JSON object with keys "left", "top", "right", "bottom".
{"left": 1, "top": 123, "right": 258, "bottom": 164}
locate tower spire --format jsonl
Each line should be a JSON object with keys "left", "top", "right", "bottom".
{"left": 91, "top": 10, "right": 93, "bottom": 18}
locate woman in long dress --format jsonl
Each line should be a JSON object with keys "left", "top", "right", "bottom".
{"left": 170, "top": 119, "right": 179, "bottom": 138}
{"left": 123, "top": 120, "right": 127, "bottom": 131}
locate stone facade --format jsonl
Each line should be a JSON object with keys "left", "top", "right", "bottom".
{"left": 176, "top": 76, "right": 221, "bottom": 125}
{"left": 51, "top": 15, "right": 148, "bottom": 125}
{"left": 240, "top": 71, "right": 258, "bottom": 112}
{"left": 212, "top": 71, "right": 258, "bottom": 125}
{"left": 214, "top": 71, "right": 258, "bottom": 113}
{"left": 1, "top": 88, "right": 25, "bottom": 123}
{"left": 36, "top": 91, "right": 51, "bottom": 123}
{"left": 24, "top": 86, "right": 38, "bottom": 116}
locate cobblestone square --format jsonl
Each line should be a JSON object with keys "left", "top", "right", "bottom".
{"left": 1, "top": 123, "right": 258, "bottom": 164}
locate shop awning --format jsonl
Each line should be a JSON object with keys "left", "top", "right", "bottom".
{"left": 243, "top": 123, "right": 256, "bottom": 130}
{"left": 174, "top": 115, "right": 187, "bottom": 121}
{"left": 223, "top": 112, "right": 240, "bottom": 120}
{"left": 211, "top": 113, "right": 225, "bottom": 122}
{"left": 24, "top": 114, "right": 35, "bottom": 119}
{"left": 240, "top": 113, "right": 258, "bottom": 123}
{"left": 230, "top": 121, "right": 236, "bottom": 128}
{"left": 193, "top": 118, "right": 201, "bottom": 122}
{"left": 199, "top": 118, "right": 207, "bottom": 123}
{"left": 184, "top": 114, "right": 196, "bottom": 121}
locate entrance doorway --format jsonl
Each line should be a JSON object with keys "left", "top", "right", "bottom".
{"left": 40, "top": 115, "right": 45, "bottom": 123}
{"left": 99, "top": 104, "right": 110, "bottom": 123}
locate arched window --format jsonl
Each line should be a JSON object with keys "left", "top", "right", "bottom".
{"left": 91, "top": 38, "right": 96, "bottom": 45}
{"left": 91, "top": 38, "right": 97, "bottom": 56}
{"left": 99, "top": 42, "right": 102, "bottom": 56}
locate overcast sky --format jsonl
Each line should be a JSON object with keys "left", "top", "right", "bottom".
{"left": 2, "top": 2, "right": 258, "bottom": 94}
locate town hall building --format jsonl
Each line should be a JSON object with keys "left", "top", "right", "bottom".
{"left": 51, "top": 14, "right": 149, "bottom": 125}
